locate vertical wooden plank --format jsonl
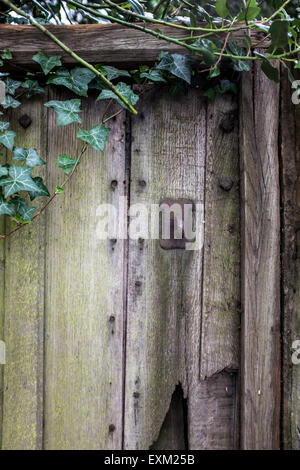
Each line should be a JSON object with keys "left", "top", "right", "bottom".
{"left": 239, "top": 64, "right": 281, "bottom": 449}
{"left": 292, "top": 102, "right": 300, "bottom": 450}
{"left": 44, "top": 89, "right": 126, "bottom": 449}
{"left": 280, "top": 67, "right": 297, "bottom": 449}
{"left": 1, "top": 95, "right": 47, "bottom": 449}
{"left": 0, "top": 198, "right": 4, "bottom": 449}
{"left": 200, "top": 95, "right": 240, "bottom": 378}
{"left": 124, "top": 87, "right": 206, "bottom": 449}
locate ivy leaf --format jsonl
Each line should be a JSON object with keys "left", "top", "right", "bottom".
{"left": 129, "top": 0, "right": 144, "bottom": 15}
{"left": 233, "top": 61, "right": 250, "bottom": 72}
{"left": 0, "top": 165, "right": 8, "bottom": 177}
{"left": 156, "top": 53, "right": 194, "bottom": 84}
{"left": 1, "top": 49, "right": 12, "bottom": 60}
{"left": 261, "top": 60, "right": 279, "bottom": 83}
{"left": 0, "top": 194, "right": 15, "bottom": 216}
{"left": 97, "top": 82, "right": 139, "bottom": 110}
{"left": 47, "top": 67, "right": 95, "bottom": 97}
{"left": 140, "top": 69, "right": 167, "bottom": 83}
{"left": 77, "top": 125, "right": 110, "bottom": 152}
{"left": 28, "top": 177, "right": 50, "bottom": 200}
{"left": 21, "top": 79, "right": 45, "bottom": 98}
{"left": 0, "top": 165, "right": 40, "bottom": 198}
{"left": 32, "top": 52, "right": 62, "bottom": 75}
{"left": 269, "top": 20, "right": 289, "bottom": 50}
{"left": 57, "top": 154, "right": 79, "bottom": 174}
{"left": 192, "top": 39, "right": 216, "bottom": 66}
{"left": 99, "top": 65, "right": 130, "bottom": 81}
{"left": 1, "top": 95, "right": 21, "bottom": 109}
{"left": 26, "top": 149, "right": 46, "bottom": 167}
{"left": 13, "top": 148, "right": 46, "bottom": 167}
{"left": 11, "top": 196, "right": 35, "bottom": 221}
{"left": 238, "top": 0, "right": 260, "bottom": 21}
{"left": 45, "top": 99, "right": 82, "bottom": 126}
{"left": 5, "top": 78, "right": 21, "bottom": 95}
{"left": 0, "top": 121, "right": 9, "bottom": 131}
{"left": 215, "top": 0, "right": 229, "bottom": 19}
{"left": 0, "top": 130, "right": 16, "bottom": 150}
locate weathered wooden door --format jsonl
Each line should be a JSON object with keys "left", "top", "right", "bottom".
{"left": 0, "top": 64, "right": 298, "bottom": 449}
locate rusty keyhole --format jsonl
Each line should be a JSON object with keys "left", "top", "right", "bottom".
{"left": 159, "top": 198, "right": 195, "bottom": 250}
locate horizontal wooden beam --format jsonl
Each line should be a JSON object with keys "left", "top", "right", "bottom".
{"left": 0, "top": 23, "right": 269, "bottom": 67}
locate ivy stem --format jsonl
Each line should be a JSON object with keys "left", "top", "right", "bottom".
{"left": 264, "top": 0, "right": 292, "bottom": 24}
{"left": 0, "top": 145, "right": 87, "bottom": 240}
{"left": 0, "top": 0, "right": 138, "bottom": 115}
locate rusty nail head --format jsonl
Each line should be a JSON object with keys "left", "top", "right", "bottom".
{"left": 138, "top": 180, "right": 146, "bottom": 187}
{"left": 218, "top": 176, "right": 233, "bottom": 192}
{"left": 109, "top": 424, "right": 116, "bottom": 433}
{"left": 18, "top": 114, "right": 32, "bottom": 129}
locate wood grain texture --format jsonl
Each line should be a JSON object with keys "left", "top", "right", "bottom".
{"left": 280, "top": 67, "right": 297, "bottom": 449}
{"left": 124, "top": 86, "right": 206, "bottom": 450}
{"left": 200, "top": 94, "right": 240, "bottom": 380}
{"left": 1, "top": 96, "right": 47, "bottom": 449}
{"left": 239, "top": 63, "right": 281, "bottom": 450}
{"left": 0, "top": 161, "right": 5, "bottom": 450}
{"left": 0, "top": 24, "right": 269, "bottom": 67}
{"left": 292, "top": 103, "right": 300, "bottom": 450}
{"left": 43, "top": 90, "right": 126, "bottom": 449}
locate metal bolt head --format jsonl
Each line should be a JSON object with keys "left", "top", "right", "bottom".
{"left": 218, "top": 176, "right": 233, "bottom": 192}
{"left": 18, "top": 114, "right": 32, "bottom": 129}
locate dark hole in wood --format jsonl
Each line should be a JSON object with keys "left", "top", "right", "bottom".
{"left": 150, "top": 384, "right": 188, "bottom": 450}
{"left": 18, "top": 114, "right": 32, "bottom": 129}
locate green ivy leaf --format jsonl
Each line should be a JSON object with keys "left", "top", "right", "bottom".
{"left": 5, "top": 78, "right": 21, "bottom": 95}
{"left": 57, "top": 154, "right": 79, "bottom": 174}
{"left": 0, "top": 165, "right": 41, "bottom": 198}
{"left": 1, "top": 49, "right": 12, "bottom": 60}
{"left": 55, "top": 186, "right": 64, "bottom": 194}
{"left": 192, "top": 39, "right": 216, "bottom": 66}
{"left": 269, "top": 20, "right": 289, "bottom": 50}
{"left": 96, "top": 65, "right": 130, "bottom": 81}
{"left": 97, "top": 82, "right": 139, "bottom": 110}
{"left": 0, "top": 121, "right": 9, "bottom": 131}
{"left": 238, "top": 0, "right": 260, "bottom": 21}
{"left": 129, "top": 0, "right": 144, "bottom": 15}
{"left": 47, "top": 67, "right": 95, "bottom": 97}
{"left": 77, "top": 125, "right": 110, "bottom": 152}
{"left": 233, "top": 60, "right": 250, "bottom": 72}
{"left": 0, "top": 165, "right": 8, "bottom": 177}
{"left": 21, "top": 79, "right": 45, "bottom": 98}
{"left": 28, "top": 177, "right": 50, "bottom": 200}
{"left": 0, "top": 194, "right": 15, "bottom": 216}
{"left": 12, "top": 196, "right": 35, "bottom": 221}
{"left": 45, "top": 99, "right": 82, "bottom": 126}
{"left": 140, "top": 69, "right": 167, "bottom": 83}
{"left": 156, "top": 53, "right": 194, "bottom": 84}
{"left": 13, "top": 148, "right": 46, "bottom": 167}
{"left": 215, "top": 0, "right": 229, "bottom": 19}
{"left": 0, "top": 130, "right": 16, "bottom": 150}
{"left": 1, "top": 95, "right": 21, "bottom": 109}
{"left": 32, "top": 52, "right": 62, "bottom": 75}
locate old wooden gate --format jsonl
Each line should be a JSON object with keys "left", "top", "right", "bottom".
{"left": 0, "top": 25, "right": 299, "bottom": 450}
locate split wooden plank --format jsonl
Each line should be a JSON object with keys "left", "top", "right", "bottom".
{"left": 43, "top": 89, "right": 126, "bottom": 449}
{"left": 280, "top": 67, "right": 298, "bottom": 449}
{"left": 239, "top": 63, "right": 281, "bottom": 449}
{"left": 200, "top": 94, "right": 240, "bottom": 380}
{"left": 0, "top": 24, "right": 269, "bottom": 67}
{"left": 124, "top": 86, "right": 206, "bottom": 450}
{"left": 1, "top": 95, "right": 47, "bottom": 449}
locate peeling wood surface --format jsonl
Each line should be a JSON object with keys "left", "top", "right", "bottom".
{"left": 239, "top": 64, "right": 281, "bottom": 450}
{"left": 43, "top": 90, "right": 126, "bottom": 449}
{"left": 1, "top": 96, "right": 47, "bottom": 449}
{"left": 0, "top": 24, "right": 270, "bottom": 67}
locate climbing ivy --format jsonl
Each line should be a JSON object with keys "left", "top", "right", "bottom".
{"left": 0, "top": 0, "right": 298, "bottom": 238}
